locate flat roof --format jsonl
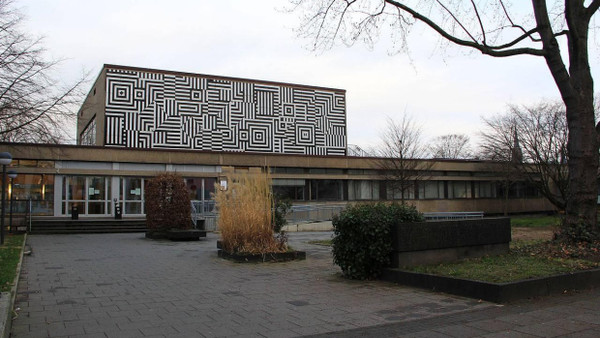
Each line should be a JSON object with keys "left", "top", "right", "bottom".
{"left": 104, "top": 64, "right": 346, "bottom": 93}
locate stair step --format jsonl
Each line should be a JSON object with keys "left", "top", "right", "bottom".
{"left": 29, "top": 217, "right": 148, "bottom": 234}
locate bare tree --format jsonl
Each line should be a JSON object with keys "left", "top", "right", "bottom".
{"left": 480, "top": 101, "right": 569, "bottom": 211}
{"left": 291, "top": 0, "right": 600, "bottom": 240}
{"left": 0, "top": 0, "right": 85, "bottom": 143}
{"left": 430, "top": 134, "right": 473, "bottom": 159}
{"left": 375, "top": 115, "right": 432, "bottom": 202}
{"left": 479, "top": 114, "right": 522, "bottom": 215}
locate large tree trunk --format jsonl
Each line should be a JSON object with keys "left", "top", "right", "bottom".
{"left": 564, "top": 97, "right": 598, "bottom": 235}
{"left": 533, "top": 0, "right": 598, "bottom": 239}
{"left": 563, "top": 4, "right": 598, "bottom": 237}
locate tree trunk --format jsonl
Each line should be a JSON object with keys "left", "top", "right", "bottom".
{"left": 533, "top": 0, "right": 598, "bottom": 239}
{"left": 564, "top": 97, "right": 598, "bottom": 235}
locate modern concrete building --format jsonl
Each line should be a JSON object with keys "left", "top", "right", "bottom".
{"left": 2, "top": 65, "right": 555, "bottom": 221}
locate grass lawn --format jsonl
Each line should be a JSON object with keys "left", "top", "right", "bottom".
{"left": 405, "top": 250, "right": 598, "bottom": 283}
{"left": 0, "top": 233, "right": 25, "bottom": 292}
{"left": 510, "top": 214, "right": 560, "bottom": 228}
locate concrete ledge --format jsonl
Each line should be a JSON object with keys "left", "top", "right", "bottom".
{"left": 390, "top": 218, "right": 510, "bottom": 267}
{"left": 393, "top": 243, "right": 509, "bottom": 267}
{"left": 218, "top": 249, "right": 306, "bottom": 263}
{"left": 146, "top": 229, "right": 207, "bottom": 240}
{"left": 382, "top": 267, "right": 600, "bottom": 303}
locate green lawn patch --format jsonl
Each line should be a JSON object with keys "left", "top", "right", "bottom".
{"left": 405, "top": 240, "right": 599, "bottom": 283}
{"left": 510, "top": 215, "right": 559, "bottom": 228}
{"left": 0, "top": 234, "right": 25, "bottom": 292}
{"left": 406, "top": 253, "right": 596, "bottom": 283}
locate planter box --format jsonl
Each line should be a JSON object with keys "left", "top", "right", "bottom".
{"left": 146, "top": 229, "right": 206, "bottom": 241}
{"left": 218, "top": 249, "right": 306, "bottom": 263}
{"left": 382, "top": 267, "right": 600, "bottom": 303}
{"left": 390, "top": 218, "right": 511, "bottom": 267}
{"left": 167, "top": 229, "right": 206, "bottom": 241}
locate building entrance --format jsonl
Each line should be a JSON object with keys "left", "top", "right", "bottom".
{"left": 63, "top": 176, "right": 111, "bottom": 216}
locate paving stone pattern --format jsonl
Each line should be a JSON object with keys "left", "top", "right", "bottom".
{"left": 11, "top": 232, "right": 600, "bottom": 337}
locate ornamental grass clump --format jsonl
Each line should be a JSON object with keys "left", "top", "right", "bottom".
{"left": 215, "top": 171, "right": 286, "bottom": 255}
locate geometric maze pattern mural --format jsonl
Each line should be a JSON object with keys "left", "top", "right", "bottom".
{"left": 105, "top": 67, "right": 347, "bottom": 155}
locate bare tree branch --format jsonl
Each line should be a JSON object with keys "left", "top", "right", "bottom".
{"left": 383, "top": 0, "right": 545, "bottom": 56}
{"left": 0, "top": 0, "right": 86, "bottom": 143}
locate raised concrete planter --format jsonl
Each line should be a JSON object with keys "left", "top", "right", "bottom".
{"left": 390, "top": 218, "right": 511, "bottom": 267}
{"left": 218, "top": 249, "right": 306, "bottom": 263}
{"left": 382, "top": 267, "right": 600, "bottom": 303}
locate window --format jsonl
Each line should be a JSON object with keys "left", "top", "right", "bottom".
{"left": 348, "top": 180, "right": 379, "bottom": 200}
{"left": 386, "top": 181, "right": 415, "bottom": 200}
{"left": 80, "top": 116, "right": 96, "bottom": 146}
{"left": 448, "top": 181, "right": 471, "bottom": 199}
{"left": 63, "top": 176, "right": 111, "bottom": 216}
{"left": 418, "top": 181, "right": 444, "bottom": 199}
{"left": 8, "top": 174, "right": 54, "bottom": 215}
{"left": 310, "top": 180, "right": 343, "bottom": 201}
{"left": 474, "top": 181, "right": 497, "bottom": 198}
{"left": 121, "top": 177, "right": 144, "bottom": 215}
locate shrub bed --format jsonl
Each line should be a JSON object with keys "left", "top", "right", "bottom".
{"left": 332, "top": 203, "right": 423, "bottom": 280}
{"left": 145, "top": 173, "right": 192, "bottom": 234}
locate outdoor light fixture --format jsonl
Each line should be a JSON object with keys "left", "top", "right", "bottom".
{"left": 8, "top": 170, "right": 17, "bottom": 234}
{"left": 0, "top": 152, "right": 12, "bottom": 245}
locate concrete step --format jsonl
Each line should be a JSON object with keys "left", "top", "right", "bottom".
{"left": 30, "top": 217, "right": 147, "bottom": 234}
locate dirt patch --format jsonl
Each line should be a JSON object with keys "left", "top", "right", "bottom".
{"left": 512, "top": 227, "right": 555, "bottom": 241}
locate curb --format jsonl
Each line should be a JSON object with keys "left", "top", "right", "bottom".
{"left": 0, "top": 233, "right": 27, "bottom": 338}
{"left": 382, "top": 267, "right": 600, "bottom": 303}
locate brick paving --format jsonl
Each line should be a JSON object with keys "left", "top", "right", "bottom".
{"left": 10, "top": 232, "right": 600, "bottom": 337}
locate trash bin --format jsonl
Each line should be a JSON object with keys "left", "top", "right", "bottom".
{"left": 71, "top": 205, "right": 79, "bottom": 220}
{"left": 115, "top": 203, "right": 122, "bottom": 219}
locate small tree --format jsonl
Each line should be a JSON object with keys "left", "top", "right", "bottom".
{"left": 375, "top": 115, "right": 432, "bottom": 202}
{"left": 145, "top": 173, "right": 192, "bottom": 232}
{"left": 479, "top": 101, "right": 569, "bottom": 213}
{"left": 429, "top": 134, "right": 473, "bottom": 159}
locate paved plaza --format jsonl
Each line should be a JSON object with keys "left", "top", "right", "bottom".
{"left": 10, "top": 232, "right": 600, "bottom": 337}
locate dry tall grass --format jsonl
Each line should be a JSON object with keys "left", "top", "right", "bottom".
{"left": 215, "top": 171, "right": 286, "bottom": 254}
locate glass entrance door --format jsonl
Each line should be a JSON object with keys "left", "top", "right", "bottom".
{"left": 63, "top": 176, "right": 111, "bottom": 216}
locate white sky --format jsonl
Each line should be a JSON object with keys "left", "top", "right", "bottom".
{"left": 17, "top": 0, "right": 600, "bottom": 149}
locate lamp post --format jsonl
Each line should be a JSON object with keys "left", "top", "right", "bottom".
{"left": 0, "top": 152, "right": 12, "bottom": 245}
{"left": 8, "top": 170, "right": 17, "bottom": 233}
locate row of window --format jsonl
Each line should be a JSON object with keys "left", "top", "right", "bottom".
{"left": 4, "top": 173, "right": 544, "bottom": 216}
{"left": 273, "top": 179, "right": 542, "bottom": 201}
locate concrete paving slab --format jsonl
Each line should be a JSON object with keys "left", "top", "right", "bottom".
{"left": 9, "top": 232, "right": 600, "bottom": 337}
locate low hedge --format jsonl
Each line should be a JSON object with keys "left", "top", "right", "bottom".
{"left": 332, "top": 203, "right": 424, "bottom": 280}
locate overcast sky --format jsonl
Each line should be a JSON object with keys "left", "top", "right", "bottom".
{"left": 17, "top": 0, "right": 600, "bottom": 149}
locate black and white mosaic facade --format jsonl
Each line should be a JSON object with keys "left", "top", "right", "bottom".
{"left": 104, "top": 68, "right": 347, "bottom": 155}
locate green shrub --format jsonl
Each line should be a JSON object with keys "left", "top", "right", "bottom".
{"left": 332, "top": 202, "right": 424, "bottom": 280}
{"left": 273, "top": 198, "right": 291, "bottom": 233}
{"left": 145, "top": 172, "right": 192, "bottom": 231}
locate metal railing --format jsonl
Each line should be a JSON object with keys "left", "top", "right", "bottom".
{"left": 286, "top": 203, "right": 346, "bottom": 224}
{"left": 190, "top": 200, "right": 217, "bottom": 231}
{"left": 423, "top": 211, "right": 484, "bottom": 221}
